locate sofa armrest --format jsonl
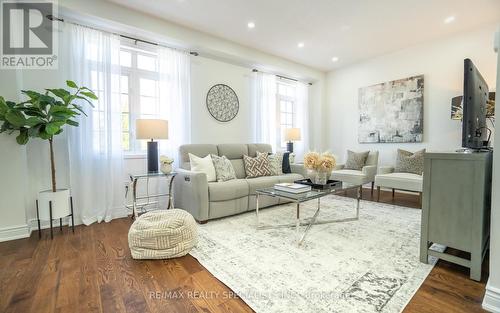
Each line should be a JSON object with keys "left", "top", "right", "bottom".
{"left": 378, "top": 166, "right": 395, "bottom": 175}
{"left": 333, "top": 164, "right": 345, "bottom": 171}
{"left": 173, "top": 169, "right": 209, "bottom": 222}
{"left": 362, "top": 165, "right": 377, "bottom": 180}
{"left": 290, "top": 163, "right": 307, "bottom": 177}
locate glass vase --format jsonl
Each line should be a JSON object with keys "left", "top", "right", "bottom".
{"left": 312, "top": 170, "right": 330, "bottom": 185}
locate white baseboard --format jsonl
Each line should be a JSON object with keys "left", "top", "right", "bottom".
{"left": 0, "top": 224, "right": 30, "bottom": 242}
{"left": 483, "top": 280, "right": 500, "bottom": 312}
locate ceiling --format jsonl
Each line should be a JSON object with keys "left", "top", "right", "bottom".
{"left": 107, "top": 0, "right": 500, "bottom": 72}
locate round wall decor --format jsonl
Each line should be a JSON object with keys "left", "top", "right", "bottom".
{"left": 206, "top": 84, "right": 239, "bottom": 122}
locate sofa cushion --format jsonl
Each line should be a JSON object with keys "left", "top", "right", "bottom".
{"left": 276, "top": 173, "right": 304, "bottom": 184}
{"left": 243, "top": 154, "right": 272, "bottom": 178}
{"left": 375, "top": 172, "right": 423, "bottom": 192}
{"left": 248, "top": 143, "right": 272, "bottom": 157}
{"left": 189, "top": 153, "right": 216, "bottom": 182}
{"left": 230, "top": 159, "right": 246, "bottom": 179}
{"left": 246, "top": 176, "right": 281, "bottom": 195}
{"left": 331, "top": 169, "right": 370, "bottom": 185}
{"left": 395, "top": 149, "right": 425, "bottom": 175}
{"left": 208, "top": 179, "right": 249, "bottom": 201}
{"left": 344, "top": 150, "right": 369, "bottom": 170}
{"left": 211, "top": 154, "right": 237, "bottom": 182}
{"left": 217, "top": 144, "right": 248, "bottom": 159}
{"left": 266, "top": 152, "right": 284, "bottom": 175}
{"left": 179, "top": 144, "right": 218, "bottom": 170}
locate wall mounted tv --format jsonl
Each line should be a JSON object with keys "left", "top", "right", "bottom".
{"left": 462, "top": 58, "right": 491, "bottom": 150}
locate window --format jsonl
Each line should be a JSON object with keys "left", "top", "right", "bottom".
{"left": 276, "top": 80, "right": 297, "bottom": 148}
{"left": 118, "top": 42, "right": 161, "bottom": 153}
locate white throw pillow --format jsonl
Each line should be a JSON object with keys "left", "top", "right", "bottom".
{"left": 189, "top": 153, "right": 217, "bottom": 182}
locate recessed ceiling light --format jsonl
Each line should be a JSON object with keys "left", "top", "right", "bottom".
{"left": 297, "top": 42, "right": 305, "bottom": 48}
{"left": 247, "top": 22, "right": 255, "bottom": 29}
{"left": 331, "top": 57, "right": 339, "bottom": 62}
{"left": 444, "top": 16, "right": 455, "bottom": 24}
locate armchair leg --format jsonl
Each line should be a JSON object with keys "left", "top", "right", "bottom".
{"left": 371, "top": 182, "right": 374, "bottom": 196}
{"left": 392, "top": 188, "right": 395, "bottom": 199}
{"left": 377, "top": 186, "right": 380, "bottom": 202}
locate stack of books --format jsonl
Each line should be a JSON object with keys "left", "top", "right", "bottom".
{"left": 274, "top": 183, "right": 311, "bottom": 194}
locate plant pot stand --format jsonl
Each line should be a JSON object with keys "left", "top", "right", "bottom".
{"left": 36, "top": 196, "right": 75, "bottom": 239}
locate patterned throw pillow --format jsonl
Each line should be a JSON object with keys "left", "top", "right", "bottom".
{"left": 344, "top": 150, "right": 369, "bottom": 170}
{"left": 243, "top": 153, "right": 272, "bottom": 178}
{"left": 395, "top": 149, "right": 425, "bottom": 175}
{"left": 258, "top": 151, "right": 283, "bottom": 175}
{"left": 211, "top": 154, "right": 237, "bottom": 182}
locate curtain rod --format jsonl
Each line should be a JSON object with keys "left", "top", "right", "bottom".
{"left": 46, "top": 14, "right": 199, "bottom": 56}
{"left": 47, "top": 14, "right": 310, "bottom": 84}
{"left": 252, "top": 69, "right": 313, "bottom": 86}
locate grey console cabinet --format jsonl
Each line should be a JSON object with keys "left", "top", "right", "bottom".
{"left": 420, "top": 151, "right": 492, "bottom": 281}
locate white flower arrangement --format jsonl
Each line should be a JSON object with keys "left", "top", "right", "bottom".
{"left": 159, "top": 155, "right": 174, "bottom": 165}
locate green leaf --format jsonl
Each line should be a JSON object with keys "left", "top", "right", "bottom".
{"left": 46, "top": 88, "right": 70, "bottom": 100}
{"left": 80, "top": 91, "right": 98, "bottom": 100}
{"left": 5, "top": 110, "right": 26, "bottom": 127}
{"left": 39, "top": 129, "right": 52, "bottom": 140}
{"left": 16, "top": 129, "right": 29, "bottom": 145}
{"left": 22, "top": 107, "right": 46, "bottom": 117}
{"left": 45, "top": 122, "right": 61, "bottom": 135}
{"left": 0, "top": 96, "right": 7, "bottom": 113}
{"left": 66, "top": 80, "right": 78, "bottom": 88}
{"left": 25, "top": 116, "right": 42, "bottom": 127}
{"left": 66, "top": 119, "right": 79, "bottom": 127}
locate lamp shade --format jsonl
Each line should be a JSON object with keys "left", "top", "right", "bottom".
{"left": 136, "top": 119, "right": 168, "bottom": 140}
{"left": 285, "top": 128, "right": 301, "bottom": 141}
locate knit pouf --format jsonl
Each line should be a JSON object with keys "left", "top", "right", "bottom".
{"left": 128, "top": 209, "right": 198, "bottom": 260}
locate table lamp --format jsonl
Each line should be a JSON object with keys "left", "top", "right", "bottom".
{"left": 285, "top": 128, "right": 301, "bottom": 153}
{"left": 136, "top": 119, "right": 168, "bottom": 173}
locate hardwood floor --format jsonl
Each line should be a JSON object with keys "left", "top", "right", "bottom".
{"left": 0, "top": 189, "right": 488, "bottom": 313}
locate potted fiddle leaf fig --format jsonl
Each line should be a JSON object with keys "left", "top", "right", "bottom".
{"left": 0, "top": 80, "right": 97, "bottom": 227}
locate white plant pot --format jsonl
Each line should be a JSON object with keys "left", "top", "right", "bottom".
{"left": 38, "top": 189, "right": 71, "bottom": 220}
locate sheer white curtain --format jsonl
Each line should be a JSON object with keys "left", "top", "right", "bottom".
{"left": 252, "top": 72, "right": 277, "bottom": 150}
{"left": 66, "top": 24, "right": 125, "bottom": 225}
{"left": 157, "top": 46, "right": 191, "bottom": 166}
{"left": 295, "top": 82, "right": 310, "bottom": 159}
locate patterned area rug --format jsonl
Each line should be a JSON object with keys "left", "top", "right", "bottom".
{"left": 190, "top": 195, "right": 437, "bottom": 313}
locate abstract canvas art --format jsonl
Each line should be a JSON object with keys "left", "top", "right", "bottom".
{"left": 358, "top": 75, "right": 424, "bottom": 143}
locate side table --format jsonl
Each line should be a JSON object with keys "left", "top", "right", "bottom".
{"left": 126, "top": 172, "right": 177, "bottom": 219}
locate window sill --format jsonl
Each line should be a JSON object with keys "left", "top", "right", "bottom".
{"left": 124, "top": 153, "right": 147, "bottom": 160}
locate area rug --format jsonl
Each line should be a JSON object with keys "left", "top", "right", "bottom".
{"left": 190, "top": 195, "right": 438, "bottom": 313}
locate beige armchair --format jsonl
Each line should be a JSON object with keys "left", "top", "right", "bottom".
{"left": 374, "top": 166, "right": 423, "bottom": 206}
{"left": 331, "top": 151, "right": 379, "bottom": 194}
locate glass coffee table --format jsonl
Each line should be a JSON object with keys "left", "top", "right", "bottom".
{"left": 255, "top": 184, "right": 361, "bottom": 245}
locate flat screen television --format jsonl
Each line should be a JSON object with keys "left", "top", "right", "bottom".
{"left": 462, "top": 58, "right": 490, "bottom": 150}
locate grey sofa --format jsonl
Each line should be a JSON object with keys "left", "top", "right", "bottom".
{"left": 173, "top": 143, "right": 305, "bottom": 223}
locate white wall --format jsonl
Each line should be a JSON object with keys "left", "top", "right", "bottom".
{"left": 191, "top": 57, "right": 253, "bottom": 144}
{"left": 326, "top": 24, "right": 498, "bottom": 165}
{"left": 483, "top": 26, "right": 500, "bottom": 313}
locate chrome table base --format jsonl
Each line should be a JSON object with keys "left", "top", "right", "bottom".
{"left": 256, "top": 188, "right": 361, "bottom": 246}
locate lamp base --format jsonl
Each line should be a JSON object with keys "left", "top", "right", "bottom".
{"left": 147, "top": 141, "right": 159, "bottom": 173}
{"left": 286, "top": 141, "right": 294, "bottom": 153}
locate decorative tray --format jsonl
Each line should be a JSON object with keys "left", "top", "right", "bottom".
{"left": 294, "top": 179, "right": 343, "bottom": 190}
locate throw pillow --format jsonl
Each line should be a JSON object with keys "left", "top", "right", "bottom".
{"left": 189, "top": 153, "right": 216, "bottom": 182}
{"left": 344, "top": 150, "right": 369, "bottom": 170}
{"left": 282, "top": 152, "right": 292, "bottom": 173}
{"left": 243, "top": 153, "right": 272, "bottom": 178}
{"left": 210, "top": 154, "right": 237, "bottom": 182}
{"left": 395, "top": 149, "right": 425, "bottom": 175}
{"left": 259, "top": 151, "right": 283, "bottom": 175}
